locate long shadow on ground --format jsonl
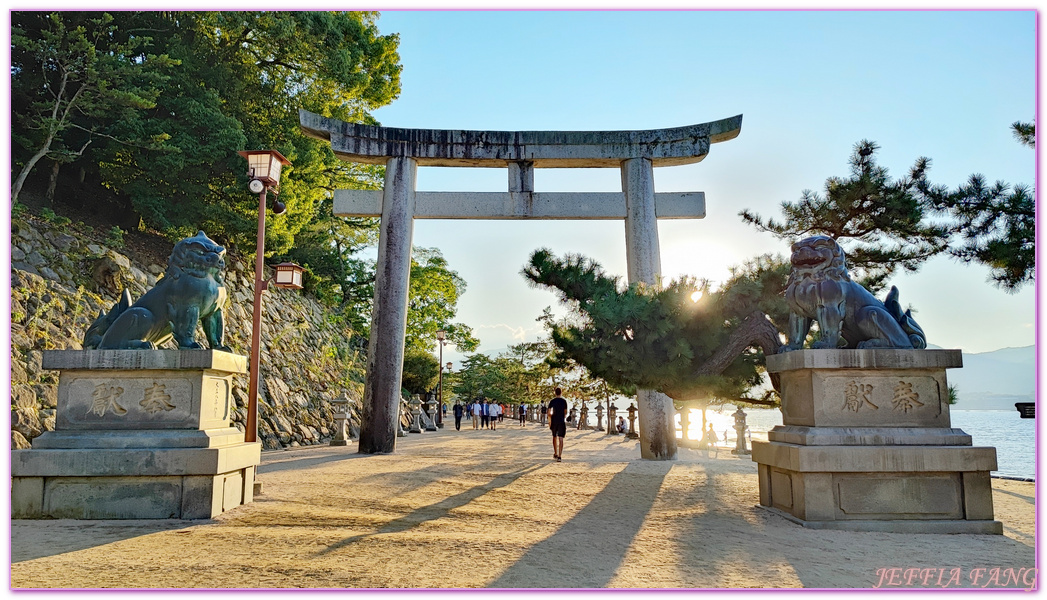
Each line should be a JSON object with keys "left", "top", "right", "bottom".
{"left": 312, "top": 463, "right": 544, "bottom": 557}
{"left": 488, "top": 461, "right": 671, "bottom": 588}
{"left": 11, "top": 520, "right": 193, "bottom": 563}
{"left": 259, "top": 448, "right": 371, "bottom": 474}
{"left": 678, "top": 468, "right": 1036, "bottom": 589}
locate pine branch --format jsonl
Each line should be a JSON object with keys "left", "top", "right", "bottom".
{"left": 691, "top": 312, "right": 782, "bottom": 392}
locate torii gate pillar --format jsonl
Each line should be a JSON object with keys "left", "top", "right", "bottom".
{"left": 622, "top": 157, "right": 677, "bottom": 458}
{"left": 301, "top": 110, "right": 742, "bottom": 459}
{"left": 358, "top": 157, "right": 417, "bottom": 453}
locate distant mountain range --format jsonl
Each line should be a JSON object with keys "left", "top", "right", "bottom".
{"left": 942, "top": 345, "right": 1035, "bottom": 410}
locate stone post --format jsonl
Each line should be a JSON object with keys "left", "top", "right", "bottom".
{"left": 626, "top": 403, "right": 639, "bottom": 439}
{"left": 622, "top": 157, "right": 676, "bottom": 460}
{"left": 359, "top": 157, "right": 417, "bottom": 454}
{"left": 330, "top": 396, "right": 350, "bottom": 447}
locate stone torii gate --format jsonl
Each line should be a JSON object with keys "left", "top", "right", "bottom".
{"left": 300, "top": 109, "right": 742, "bottom": 460}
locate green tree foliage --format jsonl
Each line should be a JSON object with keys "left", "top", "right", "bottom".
{"left": 740, "top": 140, "right": 951, "bottom": 292}
{"left": 1012, "top": 120, "right": 1035, "bottom": 149}
{"left": 523, "top": 249, "right": 784, "bottom": 405}
{"left": 742, "top": 132, "right": 1035, "bottom": 294}
{"left": 504, "top": 340, "right": 560, "bottom": 405}
{"left": 97, "top": 11, "right": 401, "bottom": 253}
{"left": 451, "top": 354, "right": 512, "bottom": 404}
{"left": 925, "top": 122, "right": 1035, "bottom": 292}
{"left": 400, "top": 347, "right": 439, "bottom": 396}
{"left": 405, "top": 247, "right": 480, "bottom": 353}
{"left": 282, "top": 211, "right": 380, "bottom": 328}
{"left": 10, "top": 12, "right": 175, "bottom": 203}
{"left": 12, "top": 11, "right": 402, "bottom": 258}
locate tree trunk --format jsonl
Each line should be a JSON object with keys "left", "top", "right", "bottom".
{"left": 11, "top": 143, "right": 53, "bottom": 204}
{"left": 46, "top": 160, "right": 61, "bottom": 204}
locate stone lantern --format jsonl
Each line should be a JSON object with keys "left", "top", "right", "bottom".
{"left": 330, "top": 395, "right": 351, "bottom": 446}
{"left": 595, "top": 401, "right": 605, "bottom": 431}
{"left": 731, "top": 406, "right": 750, "bottom": 455}
{"left": 578, "top": 401, "right": 589, "bottom": 430}
{"left": 425, "top": 395, "right": 438, "bottom": 431}
{"left": 408, "top": 396, "right": 423, "bottom": 434}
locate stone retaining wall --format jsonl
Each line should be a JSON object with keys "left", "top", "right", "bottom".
{"left": 10, "top": 216, "right": 365, "bottom": 451}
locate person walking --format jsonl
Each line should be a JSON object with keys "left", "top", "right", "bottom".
{"left": 453, "top": 401, "right": 464, "bottom": 431}
{"left": 481, "top": 399, "right": 490, "bottom": 429}
{"left": 548, "top": 387, "right": 568, "bottom": 462}
{"left": 539, "top": 400, "right": 547, "bottom": 426}
{"left": 519, "top": 403, "right": 527, "bottom": 426}
{"left": 704, "top": 424, "right": 719, "bottom": 457}
{"left": 490, "top": 401, "right": 500, "bottom": 431}
{"left": 471, "top": 400, "right": 481, "bottom": 430}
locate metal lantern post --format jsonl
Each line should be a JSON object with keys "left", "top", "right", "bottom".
{"left": 444, "top": 361, "right": 452, "bottom": 420}
{"left": 435, "top": 330, "right": 446, "bottom": 428}
{"left": 238, "top": 150, "right": 299, "bottom": 444}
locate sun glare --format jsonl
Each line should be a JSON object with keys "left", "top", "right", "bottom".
{"left": 690, "top": 290, "right": 703, "bottom": 302}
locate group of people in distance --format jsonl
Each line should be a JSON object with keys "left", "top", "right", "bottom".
{"left": 449, "top": 388, "right": 630, "bottom": 464}
{"left": 451, "top": 398, "right": 507, "bottom": 431}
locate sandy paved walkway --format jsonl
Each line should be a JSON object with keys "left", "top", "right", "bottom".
{"left": 10, "top": 424, "right": 1036, "bottom": 590}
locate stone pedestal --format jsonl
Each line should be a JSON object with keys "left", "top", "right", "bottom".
{"left": 12, "top": 350, "right": 260, "bottom": 520}
{"left": 752, "top": 349, "right": 1001, "bottom": 534}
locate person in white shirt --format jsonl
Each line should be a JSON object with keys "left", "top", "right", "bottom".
{"left": 470, "top": 400, "right": 481, "bottom": 430}
{"left": 489, "top": 402, "right": 501, "bottom": 430}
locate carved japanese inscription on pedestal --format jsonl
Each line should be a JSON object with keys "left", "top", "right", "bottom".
{"left": 891, "top": 381, "right": 924, "bottom": 413}
{"left": 805, "top": 374, "right": 947, "bottom": 427}
{"left": 62, "top": 376, "right": 194, "bottom": 429}
{"left": 842, "top": 380, "right": 878, "bottom": 412}
{"left": 140, "top": 382, "right": 177, "bottom": 414}
{"left": 834, "top": 377, "right": 937, "bottom": 418}
{"left": 206, "top": 377, "right": 231, "bottom": 421}
{"left": 89, "top": 384, "right": 127, "bottom": 417}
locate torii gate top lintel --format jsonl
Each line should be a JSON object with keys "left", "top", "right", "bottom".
{"left": 299, "top": 109, "right": 742, "bottom": 168}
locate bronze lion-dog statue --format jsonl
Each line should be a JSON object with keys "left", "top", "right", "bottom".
{"left": 784, "top": 235, "right": 926, "bottom": 351}
{"left": 84, "top": 231, "right": 231, "bottom": 351}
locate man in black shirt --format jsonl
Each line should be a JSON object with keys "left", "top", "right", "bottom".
{"left": 452, "top": 401, "right": 464, "bottom": 431}
{"left": 548, "top": 387, "right": 569, "bottom": 462}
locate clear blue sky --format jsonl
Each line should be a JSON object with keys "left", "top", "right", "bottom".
{"left": 361, "top": 10, "right": 1036, "bottom": 368}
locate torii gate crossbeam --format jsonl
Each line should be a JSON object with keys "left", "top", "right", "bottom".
{"left": 300, "top": 109, "right": 742, "bottom": 460}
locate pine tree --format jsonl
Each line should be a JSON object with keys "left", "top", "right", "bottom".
{"left": 926, "top": 122, "right": 1035, "bottom": 292}
{"left": 739, "top": 140, "right": 951, "bottom": 292}
{"left": 523, "top": 249, "right": 783, "bottom": 406}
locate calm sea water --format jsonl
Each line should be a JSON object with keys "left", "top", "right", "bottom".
{"left": 681, "top": 407, "right": 1036, "bottom": 481}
